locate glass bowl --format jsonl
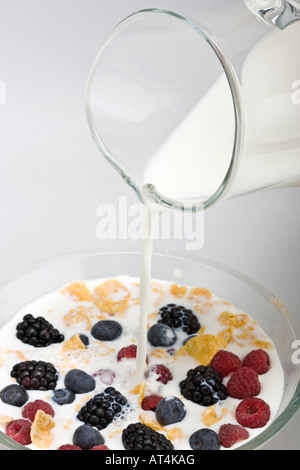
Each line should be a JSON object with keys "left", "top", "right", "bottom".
{"left": 0, "top": 249, "right": 299, "bottom": 450}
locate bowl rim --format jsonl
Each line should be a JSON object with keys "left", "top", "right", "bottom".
{"left": 0, "top": 247, "right": 299, "bottom": 450}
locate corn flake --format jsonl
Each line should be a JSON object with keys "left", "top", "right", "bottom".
{"left": 62, "top": 334, "right": 86, "bottom": 351}
{"left": 189, "top": 287, "right": 212, "bottom": 300}
{"left": 30, "top": 410, "right": 55, "bottom": 449}
{"left": 166, "top": 427, "right": 186, "bottom": 441}
{"left": 202, "top": 405, "right": 227, "bottom": 426}
{"left": 251, "top": 340, "right": 274, "bottom": 350}
{"left": 130, "top": 382, "right": 146, "bottom": 406}
{"left": 93, "top": 279, "right": 131, "bottom": 315}
{"left": 170, "top": 284, "right": 187, "bottom": 299}
{"left": 150, "top": 348, "right": 170, "bottom": 360}
{"left": 61, "top": 281, "right": 93, "bottom": 302}
{"left": 138, "top": 382, "right": 145, "bottom": 407}
{"left": 139, "top": 413, "right": 164, "bottom": 432}
{"left": 218, "top": 311, "right": 249, "bottom": 329}
{"left": 217, "top": 328, "right": 234, "bottom": 347}
{"left": 0, "top": 415, "right": 13, "bottom": 424}
{"left": 63, "top": 305, "right": 94, "bottom": 331}
{"left": 180, "top": 334, "right": 222, "bottom": 365}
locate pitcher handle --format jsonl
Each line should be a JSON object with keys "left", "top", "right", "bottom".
{"left": 245, "top": 0, "right": 300, "bottom": 29}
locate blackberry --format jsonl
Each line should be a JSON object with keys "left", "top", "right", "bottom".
{"left": 16, "top": 314, "right": 64, "bottom": 347}
{"left": 11, "top": 360, "right": 58, "bottom": 391}
{"left": 179, "top": 365, "right": 227, "bottom": 407}
{"left": 122, "top": 422, "right": 174, "bottom": 450}
{"left": 158, "top": 304, "right": 201, "bottom": 335}
{"left": 77, "top": 387, "right": 128, "bottom": 430}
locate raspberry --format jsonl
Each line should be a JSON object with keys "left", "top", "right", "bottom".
{"left": 218, "top": 423, "right": 249, "bottom": 448}
{"left": 6, "top": 419, "right": 32, "bottom": 445}
{"left": 22, "top": 399, "right": 55, "bottom": 422}
{"left": 117, "top": 344, "right": 137, "bottom": 361}
{"left": 211, "top": 350, "right": 242, "bottom": 377}
{"left": 242, "top": 349, "right": 271, "bottom": 375}
{"left": 57, "top": 444, "right": 82, "bottom": 450}
{"left": 91, "top": 445, "right": 110, "bottom": 450}
{"left": 145, "top": 364, "right": 173, "bottom": 384}
{"left": 93, "top": 368, "right": 116, "bottom": 385}
{"left": 141, "top": 395, "right": 163, "bottom": 411}
{"left": 236, "top": 397, "right": 271, "bottom": 428}
{"left": 227, "top": 367, "right": 261, "bottom": 399}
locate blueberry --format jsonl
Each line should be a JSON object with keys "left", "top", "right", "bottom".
{"left": 155, "top": 396, "right": 186, "bottom": 426}
{"left": 147, "top": 323, "right": 177, "bottom": 347}
{"left": 0, "top": 384, "right": 29, "bottom": 407}
{"left": 91, "top": 320, "right": 122, "bottom": 341}
{"left": 73, "top": 424, "right": 104, "bottom": 450}
{"left": 64, "top": 369, "right": 95, "bottom": 394}
{"left": 189, "top": 428, "right": 220, "bottom": 450}
{"left": 52, "top": 388, "right": 76, "bottom": 405}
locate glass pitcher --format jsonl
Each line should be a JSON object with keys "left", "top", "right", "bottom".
{"left": 85, "top": 0, "right": 300, "bottom": 211}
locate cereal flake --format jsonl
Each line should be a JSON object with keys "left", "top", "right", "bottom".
{"left": 61, "top": 281, "right": 93, "bottom": 302}
{"left": 93, "top": 279, "right": 131, "bottom": 315}
{"left": 30, "top": 410, "right": 55, "bottom": 449}
{"left": 180, "top": 334, "right": 222, "bottom": 365}
{"left": 169, "top": 284, "right": 187, "bottom": 299}
{"left": 62, "top": 334, "right": 86, "bottom": 351}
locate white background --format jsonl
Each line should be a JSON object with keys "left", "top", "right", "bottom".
{"left": 0, "top": 0, "right": 299, "bottom": 449}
